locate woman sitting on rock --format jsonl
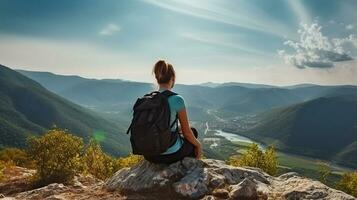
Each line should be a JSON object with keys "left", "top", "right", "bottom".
{"left": 127, "top": 60, "right": 202, "bottom": 164}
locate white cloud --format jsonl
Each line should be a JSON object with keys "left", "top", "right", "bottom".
{"left": 332, "top": 34, "right": 356, "bottom": 50}
{"left": 99, "top": 23, "right": 121, "bottom": 36}
{"left": 278, "top": 23, "right": 354, "bottom": 69}
{"left": 346, "top": 24, "right": 354, "bottom": 30}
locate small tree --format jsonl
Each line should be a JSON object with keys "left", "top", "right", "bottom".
{"left": 82, "top": 139, "right": 143, "bottom": 180}
{"left": 27, "top": 128, "right": 83, "bottom": 186}
{"left": 0, "top": 148, "right": 34, "bottom": 168}
{"left": 227, "top": 143, "right": 278, "bottom": 175}
{"left": 82, "top": 139, "right": 115, "bottom": 180}
{"left": 263, "top": 146, "right": 278, "bottom": 176}
{"left": 317, "top": 161, "right": 331, "bottom": 184}
{"left": 336, "top": 171, "right": 357, "bottom": 197}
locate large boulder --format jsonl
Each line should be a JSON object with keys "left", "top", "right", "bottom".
{"left": 104, "top": 157, "right": 356, "bottom": 200}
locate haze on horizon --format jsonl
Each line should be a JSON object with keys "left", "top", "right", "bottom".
{"left": 0, "top": 0, "right": 357, "bottom": 86}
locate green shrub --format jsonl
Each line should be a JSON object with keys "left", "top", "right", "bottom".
{"left": 82, "top": 139, "right": 115, "bottom": 180}
{"left": 82, "top": 139, "right": 142, "bottom": 180}
{"left": 0, "top": 161, "right": 4, "bottom": 181}
{"left": 227, "top": 143, "right": 278, "bottom": 175}
{"left": 27, "top": 128, "right": 84, "bottom": 186}
{"left": 317, "top": 161, "right": 331, "bottom": 184}
{"left": 337, "top": 171, "right": 357, "bottom": 197}
{"left": 263, "top": 146, "right": 278, "bottom": 175}
{"left": 0, "top": 148, "right": 34, "bottom": 168}
{"left": 0, "top": 127, "right": 144, "bottom": 184}
{"left": 114, "top": 154, "right": 142, "bottom": 171}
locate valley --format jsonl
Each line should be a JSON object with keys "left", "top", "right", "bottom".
{"left": 199, "top": 117, "right": 353, "bottom": 186}
{"left": 0, "top": 65, "right": 130, "bottom": 156}
{"left": 0, "top": 66, "right": 355, "bottom": 186}
{"left": 201, "top": 107, "right": 356, "bottom": 183}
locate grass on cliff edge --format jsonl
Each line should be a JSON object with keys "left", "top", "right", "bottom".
{"left": 221, "top": 140, "right": 348, "bottom": 187}
{"left": 0, "top": 128, "right": 141, "bottom": 187}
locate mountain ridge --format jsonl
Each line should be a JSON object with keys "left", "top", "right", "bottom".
{"left": 18, "top": 70, "right": 357, "bottom": 118}
{"left": 236, "top": 94, "right": 357, "bottom": 168}
{"left": 0, "top": 64, "right": 129, "bottom": 155}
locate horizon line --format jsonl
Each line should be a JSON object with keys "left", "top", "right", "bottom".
{"left": 13, "top": 67, "right": 357, "bottom": 88}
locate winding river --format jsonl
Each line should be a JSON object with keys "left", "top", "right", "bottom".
{"left": 215, "top": 129, "right": 254, "bottom": 143}
{"left": 204, "top": 122, "right": 354, "bottom": 172}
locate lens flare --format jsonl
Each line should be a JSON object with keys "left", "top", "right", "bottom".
{"left": 93, "top": 131, "right": 106, "bottom": 142}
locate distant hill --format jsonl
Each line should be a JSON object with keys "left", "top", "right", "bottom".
{"left": 197, "top": 82, "right": 222, "bottom": 88}
{"left": 214, "top": 86, "right": 301, "bottom": 117}
{"left": 198, "top": 81, "right": 276, "bottom": 89}
{"left": 17, "top": 71, "right": 302, "bottom": 118}
{"left": 219, "top": 82, "right": 276, "bottom": 89}
{"left": 16, "top": 70, "right": 91, "bottom": 94}
{"left": 1, "top": 65, "right": 129, "bottom": 156}
{"left": 284, "top": 83, "right": 322, "bottom": 89}
{"left": 239, "top": 95, "right": 357, "bottom": 168}
{"left": 18, "top": 70, "right": 357, "bottom": 119}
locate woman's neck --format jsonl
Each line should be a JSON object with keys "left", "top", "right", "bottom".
{"left": 159, "top": 84, "right": 171, "bottom": 91}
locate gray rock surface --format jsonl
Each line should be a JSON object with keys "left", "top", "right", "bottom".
{"left": 104, "top": 157, "right": 356, "bottom": 200}
{"left": 15, "top": 183, "right": 69, "bottom": 200}
{"left": 0, "top": 172, "right": 121, "bottom": 200}
{"left": 229, "top": 178, "right": 258, "bottom": 199}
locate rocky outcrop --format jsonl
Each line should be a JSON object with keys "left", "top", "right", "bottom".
{"left": 0, "top": 169, "right": 122, "bottom": 200}
{"left": 104, "top": 158, "right": 356, "bottom": 200}
{"left": 0, "top": 159, "right": 354, "bottom": 199}
{"left": 0, "top": 166, "right": 36, "bottom": 196}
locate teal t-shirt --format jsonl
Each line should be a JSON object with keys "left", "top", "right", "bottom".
{"left": 159, "top": 88, "right": 186, "bottom": 155}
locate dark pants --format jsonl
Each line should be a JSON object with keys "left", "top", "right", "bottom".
{"left": 144, "top": 128, "right": 198, "bottom": 165}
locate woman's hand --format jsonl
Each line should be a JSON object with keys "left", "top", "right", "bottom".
{"left": 194, "top": 142, "right": 203, "bottom": 159}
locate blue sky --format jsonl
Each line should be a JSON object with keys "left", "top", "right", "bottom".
{"left": 0, "top": 0, "right": 356, "bottom": 85}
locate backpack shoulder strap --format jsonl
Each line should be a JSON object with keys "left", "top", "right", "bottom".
{"left": 160, "top": 90, "right": 180, "bottom": 134}
{"left": 161, "top": 90, "right": 178, "bottom": 98}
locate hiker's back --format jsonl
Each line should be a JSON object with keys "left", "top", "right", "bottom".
{"left": 126, "top": 59, "right": 202, "bottom": 164}
{"left": 127, "top": 90, "right": 179, "bottom": 156}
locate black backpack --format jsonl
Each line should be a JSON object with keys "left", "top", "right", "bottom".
{"left": 126, "top": 90, "right": 179, "bottom": 156}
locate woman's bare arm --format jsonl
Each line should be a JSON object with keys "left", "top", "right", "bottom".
{"left": 178, "top": 109, "right": 202, "bottom": 159}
